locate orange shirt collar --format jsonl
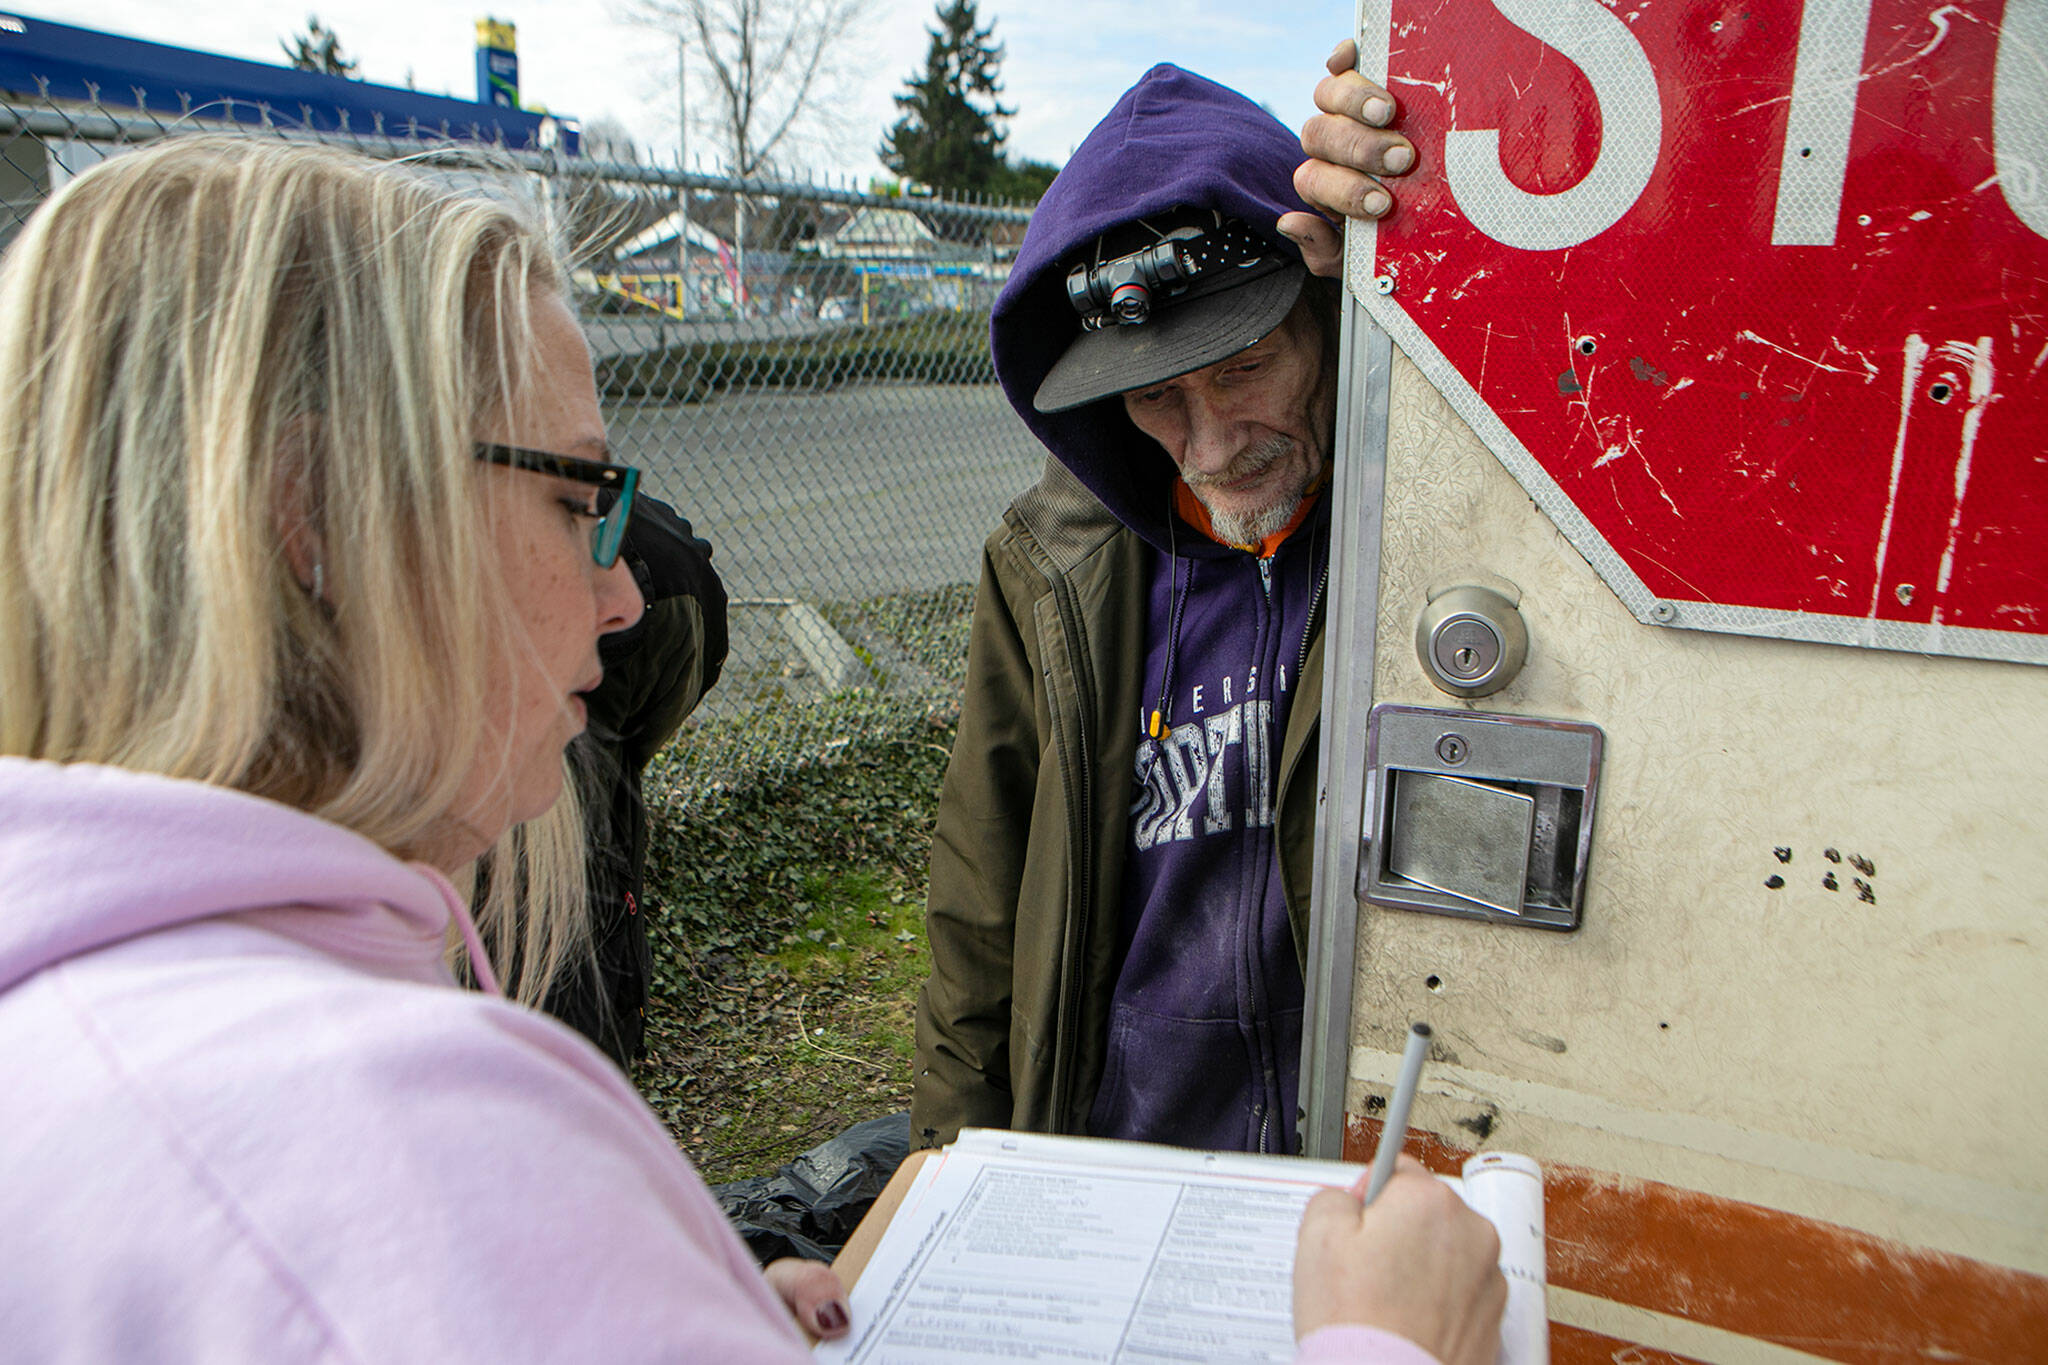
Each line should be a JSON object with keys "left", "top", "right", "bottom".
{"left": 1170, "top": 469, "right": 1328, "bottom": 558}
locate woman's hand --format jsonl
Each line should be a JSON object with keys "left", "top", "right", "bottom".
{"left": 1293, "top": 1155, "right": 1507, "bottom": 1365}
{"left": 1281, "top": 39, "right": 1420, "bottom": 277}
{"left": 764, "top": 1257, "right": 851, "bottom": 1341}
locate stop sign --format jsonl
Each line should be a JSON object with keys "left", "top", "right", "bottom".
{"left": 1357, "top": 0, "right": 2046, "bottom": 663}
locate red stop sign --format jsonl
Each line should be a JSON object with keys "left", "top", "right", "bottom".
{"left": 1358, "top": 0, "right": 2046, "bottom": 662}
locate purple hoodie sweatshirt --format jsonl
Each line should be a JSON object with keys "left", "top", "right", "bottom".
{"left": 0, "top": 758, "right": 1432, "bottom": 1363}
{"left": 989, "top": 66, "right": 1331, "bottom": 1155}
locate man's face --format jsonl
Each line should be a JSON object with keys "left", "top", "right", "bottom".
{"left": 1120, "top": 303, "right": 1335, "bottom": 547}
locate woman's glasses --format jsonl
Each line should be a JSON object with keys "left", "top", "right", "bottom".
{"left": 475, "top": 443, "right": 641, "bottom": 569}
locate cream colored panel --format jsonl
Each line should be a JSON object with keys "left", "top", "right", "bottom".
{"left": 1348, "top": 346, "right": 2048, "bottom": 1272}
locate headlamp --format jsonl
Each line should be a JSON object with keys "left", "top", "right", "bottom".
{"left": 1064, "top": 217, "right": 1279, "bottom": 331}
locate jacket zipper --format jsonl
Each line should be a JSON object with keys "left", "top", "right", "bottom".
{"left": 1262, "top": 557, "right": 1330, "bottom": 1153}
{"left": 1272, "top": 559, "right": 1330, "bottom": 928}
{"left": 1297, "top": 562, "right": 1327, "bottom": 685}
{"left": 1044, "top": 571, "right": 1096, "bottom": 1135}
{"left": 1249, "top": 551, "right": 1308, "bottom": 1154}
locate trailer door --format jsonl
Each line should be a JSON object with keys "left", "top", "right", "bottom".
{"left": 1300, "top": 2, "right": 2048, "bottom": 1358}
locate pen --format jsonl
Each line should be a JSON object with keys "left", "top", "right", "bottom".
{"left": 1364, "top": 1021, "right": 1432, "bottom": 1203}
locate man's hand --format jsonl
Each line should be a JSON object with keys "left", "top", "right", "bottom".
{"left": 764, "top": 1257, "right": 851, "bottom": 1341}
{"left": 1280, "top": 39, "right": 1419, "bottom": 277}
{"left": 1293, "top": 1156, "right": 1507, "bottom": 1365}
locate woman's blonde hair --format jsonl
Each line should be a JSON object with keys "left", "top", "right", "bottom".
{"left": 0, "top": 134, "right": 591, "bottom": 1002}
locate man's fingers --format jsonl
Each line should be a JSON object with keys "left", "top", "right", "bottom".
{"left": 1277, "top": 210, "right": 1345, "bottom": 279}
{"left": 1314, "top": 69, "right": 1399, "bottom": 131}
{"left": 1326, "top": 38, "right": 1360, "bottom": 78}
{"left": 1294, "top": 157, "right": 1391, "bottom": 223}
{"left": 1302, "top": 100, "right": 1415, "bottom": 179}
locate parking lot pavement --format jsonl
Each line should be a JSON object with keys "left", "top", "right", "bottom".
{"left": 606, "top": 382, "right": 1045, "bottom": 602}
{"left": 605, "top": 382, "right": 1046, "bottom": 711}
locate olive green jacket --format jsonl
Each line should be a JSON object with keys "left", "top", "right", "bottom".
{"left": 911, "top": 458, "right": 1326, "bottom": 1148}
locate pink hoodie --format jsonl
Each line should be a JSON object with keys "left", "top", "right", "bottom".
{"left": 0, "top": 758, "right": 1437, "bottom": 1365}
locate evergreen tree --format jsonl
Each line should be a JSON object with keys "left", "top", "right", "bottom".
{"left": 280, "top": 15, "right": 360, "bottom": 78}
{"left": 990, "top": 157, "right": 1059, "bottom": 203}
{"left": 880, "top": 0, "right": 1012, "bottom": 195}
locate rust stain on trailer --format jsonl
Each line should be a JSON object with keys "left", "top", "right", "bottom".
{"left": 1346, "top": 1115, "right": 2048, "bottom": 1362}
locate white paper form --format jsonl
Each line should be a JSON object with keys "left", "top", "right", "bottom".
{"left": 817, "top": 1132, "right": 1548, "bottom": 1365}
{"left": 1458, "top": 1153, "right": 1547, "bottom": 1365}
{"left": 820, "top": 1153, "right": 1311, "bottom": 1362}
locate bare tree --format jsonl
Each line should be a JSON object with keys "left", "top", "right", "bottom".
{"left": 622, "top": 0, "right": 875, "bottom": 179}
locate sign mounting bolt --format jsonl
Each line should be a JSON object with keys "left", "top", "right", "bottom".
{"left": 1374, "top": 274, "right": 1396, "bottom": 295}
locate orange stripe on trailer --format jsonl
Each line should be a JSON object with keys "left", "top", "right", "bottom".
{"left": 1347, "top": 1115, "right": 2048, "bottom": 1362}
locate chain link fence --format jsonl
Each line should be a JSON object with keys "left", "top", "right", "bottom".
{"left": 1, "top": 90, "right": 1048, "bottom": 801}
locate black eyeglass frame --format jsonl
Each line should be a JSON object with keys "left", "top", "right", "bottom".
{"left": 474, "top": 442, "right": 641, "bottom": 569}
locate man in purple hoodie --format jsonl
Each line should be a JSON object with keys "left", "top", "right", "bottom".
{"left": 913, "top": 62, "right": 1416, "bottom": 1154}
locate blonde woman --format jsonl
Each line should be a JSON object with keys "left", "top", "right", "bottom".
{"left": 0, "top": 134, "right": 851, "bottom": 1357}
{"left": 0, "top": 135, "right": 1501, "bottom": 1364}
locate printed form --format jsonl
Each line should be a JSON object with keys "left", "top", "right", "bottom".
{"left": 816, "top": 1131, "right": 1546, "bottom": 1365}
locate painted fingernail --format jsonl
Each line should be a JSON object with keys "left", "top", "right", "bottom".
{"left": 1363, "top": 96, "right": 1393, "bottom": 126}
{"left": 1383, "top": 145, "right": 1414, "bottom": 174}
{"left": 819, "top": 1301, "right": 849, "bottom": 1333}
{"left": 1363, "top": 190, "right": 1392, "bottom": 217}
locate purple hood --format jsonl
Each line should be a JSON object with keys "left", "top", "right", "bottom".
{"left": 991, "top": 64, "right": 1315, "bottom": 553}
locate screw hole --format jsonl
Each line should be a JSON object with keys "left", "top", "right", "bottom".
{"left": 1425, "top": 974, "right": 1443, "bottom": 993}
{"left": 1929, "top": 382, "right": 1952, "bottom": 402}
{"left": 1577, "top": 337, "right": 1597, "bottom": 355}
{"left": 1799, "top": 146, "right": 1812, "bottom": 158}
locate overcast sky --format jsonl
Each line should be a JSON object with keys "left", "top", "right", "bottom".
{"left": 31, "top": 0, "right": 1349, "bottom": 184}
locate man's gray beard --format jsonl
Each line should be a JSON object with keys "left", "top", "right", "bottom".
{"left": 1208, "top": 490, "right": 1304, "bottom": 548}
{"left": 1190, "top": 434, "right": 1304, "bottom": 546}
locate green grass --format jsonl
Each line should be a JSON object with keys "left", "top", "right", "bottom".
{"left": 630, "top": 710, "right": 951, "bottom": 1184}
{"left": 776, "top": 870, "right": 931, "bottom": 1066}
{"left": 622, "top": 581, "right": 972, "bottom": 1184}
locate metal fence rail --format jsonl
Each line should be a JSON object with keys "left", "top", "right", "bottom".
{"left": 1, "top": 93, "right": 1046, "bottom": 795}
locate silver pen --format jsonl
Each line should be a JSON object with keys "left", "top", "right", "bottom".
{"left": 1364, "top": 1021, "right": 1432, "bottom": 1203}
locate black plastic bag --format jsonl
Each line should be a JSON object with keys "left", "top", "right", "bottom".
{"left": 712, "top": 1112, "right": 910, "bottom": 1264}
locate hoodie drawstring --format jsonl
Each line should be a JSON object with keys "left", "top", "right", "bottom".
{"left": 1150, "top": 505, "right": 1190, "bottom": 740}
{"left": 412, "top": 862, "right": 504, "bottom": 997}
